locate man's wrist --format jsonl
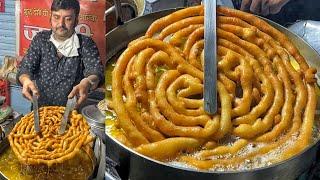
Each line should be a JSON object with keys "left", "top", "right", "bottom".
{"left": 19, "top": 74, "right": 32, "bottom": 86}
{"left": 82, "top": 77, "right": 95, "bottom": 91}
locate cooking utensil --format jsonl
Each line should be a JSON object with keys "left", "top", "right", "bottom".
{"left": 58, "top": 96, "right": 77, "bottom": 135}
{"left": 0, "top": 132, "right": 101, "bottom": 179}
{"left": 32, "top": 84, "right": 40, "bottom": 133}
{"left": 96, "top": 139, "right": 106, "bottom": 180}
{"left": 113, "top": 0, "right": 126, "bottom": 25}
{"left": 106, "top": 8, "right": 320, "bottom": 180}
{"left": 81, "top": 104, "right": 106, "bottom": 143}
{"left": 203, "top": 0, "right": 217, "bottom": 114}
{"left": 32, "top": 95, "right": 40, "bottom": 133}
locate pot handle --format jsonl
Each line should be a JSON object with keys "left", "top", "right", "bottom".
{"left": 105, "top": 0, "right": 137, "bottom": 26}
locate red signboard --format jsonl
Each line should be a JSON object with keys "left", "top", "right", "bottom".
{"left": 0, "top": 0, "right": 5, "bottom": 13}
{"left": 19, "top": 0, "right": 106, "bottom": 64}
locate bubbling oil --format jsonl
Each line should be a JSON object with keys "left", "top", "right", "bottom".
{"left": 169, "top": 119, "right": 320, "bottom": 172}
{"left": 105, "top": 90, "right": 320, "bottom": 172}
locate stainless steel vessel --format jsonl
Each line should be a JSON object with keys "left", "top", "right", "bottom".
{"left": 105, "top": 8, "right": 320, "bottom": 180}
{"left": 0, "top": 132, "right": 103, "bottom": 179}
{"left": 82, "top": 104, "right": 106, "bottom": 143}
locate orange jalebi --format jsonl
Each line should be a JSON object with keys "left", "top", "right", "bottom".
{"left": 9, "top": 106, "right": 94, "bottom": 167}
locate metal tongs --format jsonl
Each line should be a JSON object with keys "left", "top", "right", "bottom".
{"left": 59, "top": 96, "right": 77, "bottom": 135}
{"left": 32, "top": 81, "right": 40, "bottom": 133}
{"left": 203, "top": 0, "right": 217, "bottom": 115}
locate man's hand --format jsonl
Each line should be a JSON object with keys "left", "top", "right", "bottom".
{"left": 68, "top": 78, "right": 91, "bottom": 108}
{"left": 68, "top": 75, "right": 99, "bottom": 108}
{"left": 241, "top": 0, "right": 290, "bottom": 16}
{"left": 19, "top": 74, "right": 39, "bottom": 101}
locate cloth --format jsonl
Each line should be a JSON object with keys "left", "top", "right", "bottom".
{"left": 231, "top": 0, "right": 241, "bottom": 9}
{"left": 17, "top": 30, "right": 104, "bottom": 107}
{"left": 49, "top": 33, "right": 80, "bottom": 57}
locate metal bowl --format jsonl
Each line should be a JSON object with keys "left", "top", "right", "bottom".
{"left": 82, "top": 104, "right": 107, "bottom": 143}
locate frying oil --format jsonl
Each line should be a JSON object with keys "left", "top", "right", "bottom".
{"left": 0, "top": 148, "right": 93, "bottom": 180}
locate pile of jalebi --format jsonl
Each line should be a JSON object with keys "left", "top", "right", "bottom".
{"left": 108, "top": 5, "right": 317, "bottom": 170}
{"left": 8, "top": 106, "right": 94, "bottom": 167}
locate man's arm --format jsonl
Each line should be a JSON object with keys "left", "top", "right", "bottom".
{"left": 81, "top": 37, "right": 104, "bottom": 86}
{"left": 68, "top": 36, "right": 104, "bottom": 107}
{"left": 241, "top": 0, "right": 290, "bottom": 16}
{"left": 83, "top": 74, "right": 100, "bottom": 91}
{"left": 19, "top": 74, "right": 39, "bottom": 101}
{"left": 17, "top": 34, "right": 42, "bottom": 101}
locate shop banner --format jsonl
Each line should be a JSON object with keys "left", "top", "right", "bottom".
{"left": 19, "top": 0, "right": 106, "bottom": 64}
{"left": 0, "top": 0, "right": 4, "bottom": 13}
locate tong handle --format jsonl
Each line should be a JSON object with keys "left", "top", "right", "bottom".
{"left": 203, "top": 0, "right": 218, "bottom": 114}
{"left": 32, "top": 80, "right": 41, "bottom": 133}
{"left": 31, "top": 80, "right": 39, "bottom": 99}
{"left": 58, "top": 96, "right": 77, "bottom": 135}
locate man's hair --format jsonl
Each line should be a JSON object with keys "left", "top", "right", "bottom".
{"left": 51, "top": 0, "right": 80, "bottom": 17}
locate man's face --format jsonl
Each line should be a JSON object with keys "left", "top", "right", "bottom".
{"left": 50, "top": 9, "right": 77, "bottom": 40}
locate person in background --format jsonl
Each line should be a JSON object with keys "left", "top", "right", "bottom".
{"left": 237, "top": 0, "right": 291, "bottom": 16}
{"left": 231, "top": 0, "right": 320, "bottom": 26}
{"left": 17, "top": 0, "right": 104, "bottom": 108}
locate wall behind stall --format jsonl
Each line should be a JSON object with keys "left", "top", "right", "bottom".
{"left": 0, "top": 0, "right": 31, "bottom": 115}
{"left": 0, "top": 0, "right": 15, "bottom": 65}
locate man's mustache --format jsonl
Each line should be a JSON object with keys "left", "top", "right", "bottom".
{"left": 56, "top": 26, "right": 68, "bottom": 31}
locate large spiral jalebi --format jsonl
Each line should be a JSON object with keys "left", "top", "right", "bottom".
{"left": 8, "top": 106, "right": 94, "bottom": 167}
{"left": 108, "top": 5, "right": 317, "bottom": 170}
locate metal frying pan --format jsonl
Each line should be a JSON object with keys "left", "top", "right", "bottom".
{"left": 106, "top": 8, "right": 320, "bottom": 180}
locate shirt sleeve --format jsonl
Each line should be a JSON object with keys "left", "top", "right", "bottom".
{"left": 81, "top": 37, "right": 105, "bottom": 86}
{"left": 16, "top": 34, "right": 42, "bottom": 86}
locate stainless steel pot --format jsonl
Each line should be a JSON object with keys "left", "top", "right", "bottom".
{"left": 105, "top": 8, "right": 320, "bottom": 180}
{"left": 82, "top": 104, "right": 106, "bottom": 143}
{"left": 0, "top": 132, "right": 103, "bottom": 180}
